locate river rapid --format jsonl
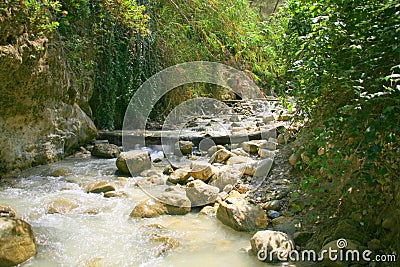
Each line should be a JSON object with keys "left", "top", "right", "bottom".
{"left": 0, "top": 156, "right": 274, "bottom": 267}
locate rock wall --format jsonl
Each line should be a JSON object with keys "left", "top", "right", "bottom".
{"left": 0, "top": 33, "right": 97, "bottom": 175}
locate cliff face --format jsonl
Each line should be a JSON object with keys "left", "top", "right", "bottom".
{"left": 0, "top": 33, "right": 97, "bottom": 175}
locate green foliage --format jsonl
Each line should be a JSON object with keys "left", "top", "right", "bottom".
{"left": 275, "top": 0, "right": 400, "bottom": 244}
{"left": 144, "top": 0, "right": 286, "bottom": 118}
{"left": 23, "top": 0, "right": 61, "bottom": 34}
{"left": 56, "top": 0, "right": 149, "bottom": 130}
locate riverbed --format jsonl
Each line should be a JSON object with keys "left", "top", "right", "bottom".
{"left": 0, "top": 157, "right": 274, "bottom": 267}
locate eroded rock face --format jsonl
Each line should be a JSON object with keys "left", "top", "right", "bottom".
{"left": 0, "top": 32, "right": 97, "bottom": 175}
{"left": 0, "top": 218, "right": 36, "bottom": 266}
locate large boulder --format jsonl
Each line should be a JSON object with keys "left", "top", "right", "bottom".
{"left": 130, "top": 191, "right": 191, "bottom": 218}
{"left": 116, "top": 150, "right": 151, "bottom": 175}
{"left": 250, "top": 230, "right": 294, "bottom": 262}
{"left": 85, "top": 181, "right": 116, "bottom": 194}
{"left": 158, "top": 191, "right": 191, "bottom": 215}
{"left": 47, "top": 199, "right": 79, "bottom": 214}
{"left": 185, "top": 180, "right": 219, "bottom": 207}
{"left": 130, "top": 198, "right": 168, "bottom": 218}
{"left": 0, "top": 218, "right": 36, "bottom": 266}
{"left": 91, "top": 143, "right": 120, "bottom": 158}
{"left": 216, "top": 197, "right": 268, "bottom": 231}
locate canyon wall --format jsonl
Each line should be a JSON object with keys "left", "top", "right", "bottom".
{"left": 0, "top": 32, "right": 97, "bottom": 175}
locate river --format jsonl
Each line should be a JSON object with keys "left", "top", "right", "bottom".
{"left": 0, "top": 156, "right": 273, "bottom": 267}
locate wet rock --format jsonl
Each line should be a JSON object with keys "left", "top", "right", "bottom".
{"left": 267, "top": 210, "right": 280, "bottom": 219}
{"left": 185, "top": 180, "right": 219, "bottom": 207}
{"left": 158, "top": 191, "right": 191, "bottom": 215}
{"left": 137, "top": 170, "right": 166, "bottom": 186}
{"left": 103, "top": 191, "right": 128, "bottom": 198}
{"left": 86, "top": 181, "right": 116, "bottom": 194}
{"left": 216, "top": 197, "right": 268, "bottom": 232}
{"left": 151, "top": 233, "right": 180, "bottom": 257}
{"left": 209, "top": 149, "right": 233, "bottom": 164}
{"left": 48, "top": 168, "right": 71, "bottom": 177}
{"left": 167, "top": 168, "right": 191, "bottom": 185}
{"left": 130, "top": 198, "right": 167, "bottom": 218}
{"left": 91, "top": 143, "right": 121, "bottom": 158}
{"left": 174, "top": 141, "right": 193, "bottom": 156}
{"left": 293, "top": 231, "right": 314, "bottom": 246}
{"left": 209, "top": 166, "right": 241, "bottom": 191}
{"left": 135, "top": 175, "right": 165, "bottom": 187}
{"left": 163, "top": 165, "right": 174, "bottom": 175}
{"left": 0, "top": 218, "right": 36, "bottom": 266}
{"left": 153, "top": 158, "right": 162, "bottom": 163}
{"left": 0, "top": 204, "right": 16, "bottom": 218}
{"left": 47, "top": 199, "right": 79, "bottom": 214}
{"left": 189, "top": 162, "right": 213, "bottom": 182}
{"left": 116, "top": 150, "right": 151, "bottom": 175}
{"left": 200, "top": 205, "right": 218, "bottom": 217}
{"left": 250, "top": 230, "right": 294, "bottom": 262}
{"left": 141, "top": 169, "right": 161, "bottom": 178}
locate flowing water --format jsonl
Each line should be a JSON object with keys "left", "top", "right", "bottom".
{"left": 0, "top": 156, "right": 275, "bottom": 267}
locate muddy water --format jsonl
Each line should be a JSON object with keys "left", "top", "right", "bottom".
{"left": 0, "top": 157, "right": 276, "bottom": 267}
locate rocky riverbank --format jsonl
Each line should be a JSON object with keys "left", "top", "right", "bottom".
{"left": 86, "top": 98, "right": 312, "bottom": 264}
{"left": 3, "top": 97, "right": 391, "bottom": 266}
